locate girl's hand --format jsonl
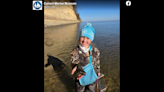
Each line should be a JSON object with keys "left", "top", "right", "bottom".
{"left": 76, "top": 74, "right": 84, "bottom": 80}
{"left": 71, "top": 66, "right": 84, "bottom": 80}
{"left": 97, "top": 73, "right": 100, "bottom": 76}
{"left": 71, "top": 66, "right": 77, "bottom": 75}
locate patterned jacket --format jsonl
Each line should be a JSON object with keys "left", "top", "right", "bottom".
{"left": 70, "top": 45, "right": 100, "bottom": 74}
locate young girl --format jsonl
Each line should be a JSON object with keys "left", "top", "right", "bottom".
{"left": 71, "top": 23, "right": 100, "bottom": 92}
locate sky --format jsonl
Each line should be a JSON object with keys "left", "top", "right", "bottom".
{"left": 76, "top": 0, "right": 120, "bottom": 22}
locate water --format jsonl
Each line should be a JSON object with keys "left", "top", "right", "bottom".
{"left": 44, "top": 20, "right": 120, "bottom": 92}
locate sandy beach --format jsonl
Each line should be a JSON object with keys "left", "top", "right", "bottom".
{"left": 44, "top": 19, "right": 81, "bottom": 26}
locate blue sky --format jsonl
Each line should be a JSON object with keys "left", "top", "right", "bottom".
{"left": 76, "top": 0, "right": 120, "bottom": 22}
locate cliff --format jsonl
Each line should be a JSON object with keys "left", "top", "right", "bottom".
{"left": 44, "top": 0, "right": 81, "bottom": 26}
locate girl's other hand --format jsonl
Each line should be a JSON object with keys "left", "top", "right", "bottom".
{"left": 97, "top": 73, "right": 100, "bottom": 76}
{"left": 71, "top": 66, "right": 84, "bottom": 80}
{"left": 77, "top": 74, "right": 84, "bottom": 80}
{"left": 71, "top": 66, "right": 77, "bottom": 75}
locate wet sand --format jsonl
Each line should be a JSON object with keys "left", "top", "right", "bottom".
{"left": 44, "top": 23, "right": 79, "bottom": 92}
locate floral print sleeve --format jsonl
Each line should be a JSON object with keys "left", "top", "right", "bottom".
{"left": 92, "top": 47, "right": 100, "bottom": 73}
{"left": 70, "top": 47, "right": 80, "bottom": 69}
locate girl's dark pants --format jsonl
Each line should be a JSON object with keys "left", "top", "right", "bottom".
{"left": 75, "top": 79, "right": 96, "bottom": 92}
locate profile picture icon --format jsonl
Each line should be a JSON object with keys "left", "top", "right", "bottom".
{"left": 33, "top": 1, "right": 42, "bottom": 10}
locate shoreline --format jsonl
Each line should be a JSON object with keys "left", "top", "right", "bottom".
{"left": 44, "top": 19, "right": 81, "bottom": 26}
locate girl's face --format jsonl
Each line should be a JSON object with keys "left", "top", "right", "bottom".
{"left": 80, "top": 36, "right": 91, "bottom": 48}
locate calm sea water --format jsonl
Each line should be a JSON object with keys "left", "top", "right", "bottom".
{"left": 44, "top": 20, "right": 120, "bottom": 92}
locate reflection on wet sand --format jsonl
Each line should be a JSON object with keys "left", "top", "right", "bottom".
{"left": 44, "top": 23, "right": 79, "bottom": 92}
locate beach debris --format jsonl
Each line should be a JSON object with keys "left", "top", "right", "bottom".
{"left": 45, "top": 38, "right": 53, "bottom": 46}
